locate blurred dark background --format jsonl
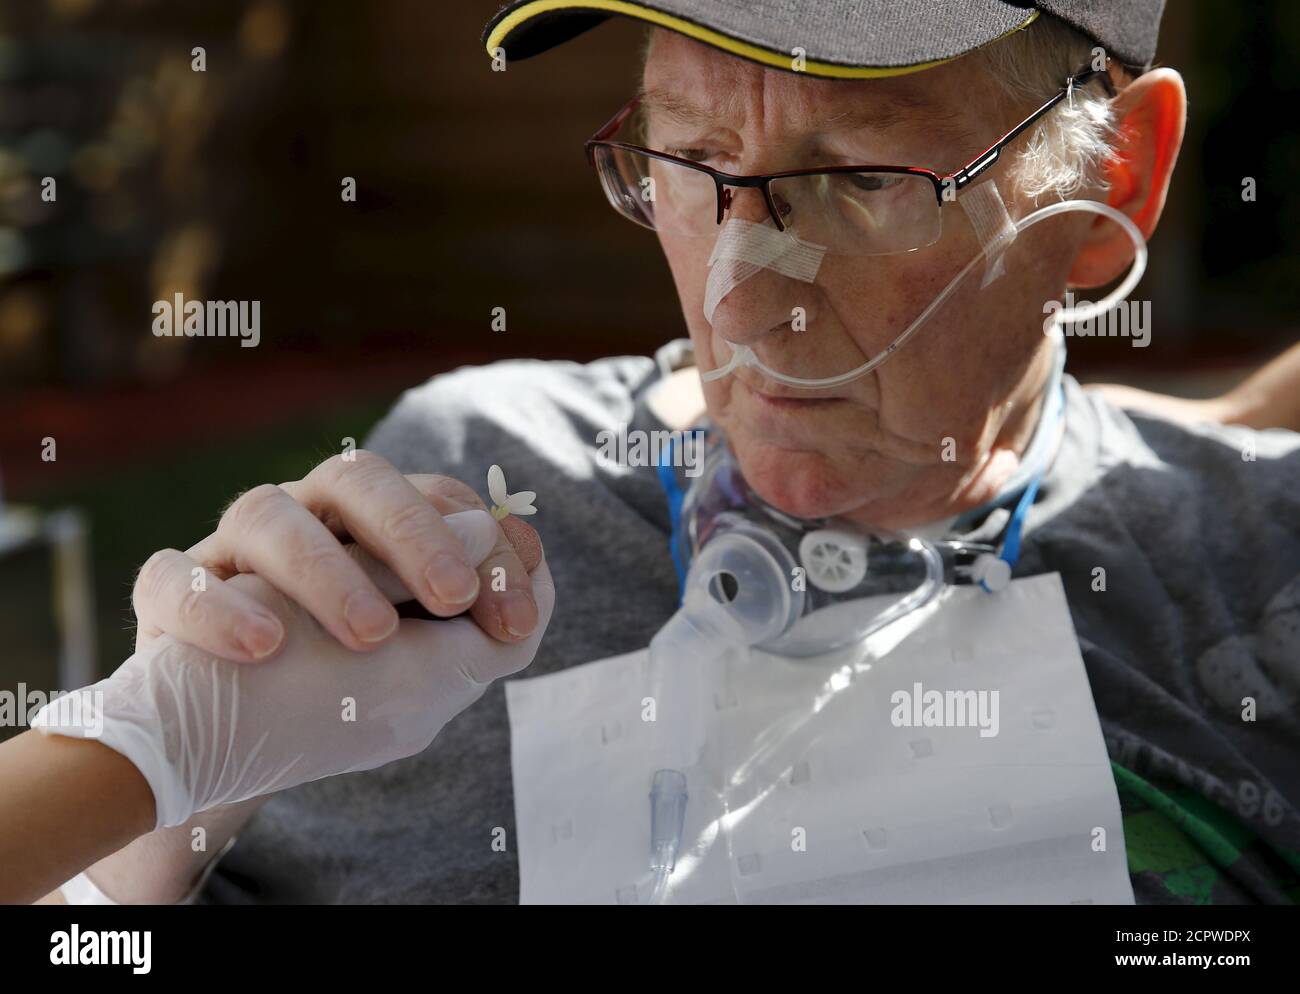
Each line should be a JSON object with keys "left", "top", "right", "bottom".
{"left": 0, "top": 0, "right": 1297, "bottom": 682}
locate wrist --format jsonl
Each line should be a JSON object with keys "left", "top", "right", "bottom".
{"left": 0, "top": 731, "right": 155, "bottom": 903}
{"left": 81, "top": 737, "right": 158, "bottom": 837}
{"left": 32, "top": 661, "right": 200, "bottom": 830}
{"left": 31, "top": 732, "right": 157, "bottom": 838}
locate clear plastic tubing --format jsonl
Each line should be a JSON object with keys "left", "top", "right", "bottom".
{"left": 703, "top": 198, "right": 1148, "bottom": 390}
{"left": 646, "top": 522, "right": 802, "bottom": 903}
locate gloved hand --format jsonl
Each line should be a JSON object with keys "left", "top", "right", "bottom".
{"left": 33, "top": 508, "right": 555, "bottom": 828}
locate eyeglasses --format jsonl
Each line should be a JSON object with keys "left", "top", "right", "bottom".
{"left": 585, "top": 60, "right": 1115, "bottom": 257}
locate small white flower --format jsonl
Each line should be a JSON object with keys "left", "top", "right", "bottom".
{"left": 487, "top": 464, "right": 537, "bottom": 520}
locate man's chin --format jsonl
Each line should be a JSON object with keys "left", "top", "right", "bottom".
{"left": 729, "top": 439, "right": 856, "bottom": 521}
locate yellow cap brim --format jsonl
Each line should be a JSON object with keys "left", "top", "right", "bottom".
{"left": 484, "top": 0, "right": 1039, "bottom": 80}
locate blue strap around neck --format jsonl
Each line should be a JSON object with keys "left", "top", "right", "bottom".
{"left": 989, "top": 376, "right": 1065, "bottom": 577}
{"left": 656, "top": 437, "right": 688, "bottom": 600}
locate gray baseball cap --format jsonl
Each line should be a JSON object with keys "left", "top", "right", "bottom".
{"left": 483, "top": 1, "right": 1165, "bottom": 78}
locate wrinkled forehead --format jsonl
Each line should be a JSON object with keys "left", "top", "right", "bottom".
{"left": 641, "top": 28, "right": 999, "bottom": 145}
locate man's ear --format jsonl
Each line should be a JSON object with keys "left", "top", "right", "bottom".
{"left": 1069, "top": 68, "right": 1186, "bottom": 288}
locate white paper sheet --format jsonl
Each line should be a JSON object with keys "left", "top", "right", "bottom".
{"left": 507, "top": 573, "right": 1133, "bottom": 904}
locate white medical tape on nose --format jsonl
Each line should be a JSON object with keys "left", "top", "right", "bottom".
{"left": 703, "top": 219, "right": 827, "bottom": 324}
{"left": 959, "top": 179, "right": 1018, "bottom": 288}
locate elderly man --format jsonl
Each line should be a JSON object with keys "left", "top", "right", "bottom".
{"left": 50, "top": 0, "right": 1299, "bottom": 905}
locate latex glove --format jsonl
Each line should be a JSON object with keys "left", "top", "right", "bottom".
{"left": 33, "top": 509, "right": 554, "bottom": 828}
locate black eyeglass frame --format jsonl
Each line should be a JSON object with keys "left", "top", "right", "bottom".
{"left": 584, "top": 59, "right": 1117, "bottom": 232}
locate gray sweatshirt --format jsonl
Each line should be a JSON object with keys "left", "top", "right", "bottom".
{"left": 205, "top": 351, "right": 1300, "bottom": 904}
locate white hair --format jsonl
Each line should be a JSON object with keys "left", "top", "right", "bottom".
{"left": 975, "top": 14, "right": 1124, "bottom": 201}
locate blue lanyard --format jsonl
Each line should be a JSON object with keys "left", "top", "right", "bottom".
{"left": 990, "top": 378, "right": 1064, "bottom": 583}
{"left": 656, "top": 436, "right": 689, "bottom": 600}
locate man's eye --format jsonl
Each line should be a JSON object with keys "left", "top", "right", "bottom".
{"left": 667, "top": 147, "right": 713, "bottom": 163}
{"left": 847, "top": 173, "right": 902, "bottom": 192}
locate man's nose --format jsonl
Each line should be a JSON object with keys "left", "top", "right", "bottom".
{"left": 707, "top": 186, "right": 820, "bottom": 345}
{"left": 706, "top": 271, "right": 822, "bottom": 350}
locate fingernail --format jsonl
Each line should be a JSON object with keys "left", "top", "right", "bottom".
{"left": 344, "top": 589, "right": 398, "bottom": 643}
{"left": 498, "top": 589, "right": 539, "bottom": 638}
{"left": 237, "top": 611, "right": 284, "bottom": 659}
{"left": 427, "top": 552, "right": 479, "bottom": 606}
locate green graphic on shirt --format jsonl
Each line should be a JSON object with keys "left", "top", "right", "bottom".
{"left": 1111, "top": 761, "right": 1298, "bottom": 904}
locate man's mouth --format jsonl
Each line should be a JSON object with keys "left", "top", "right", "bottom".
{"left": 734, "top": 373, "right": 846, "bottom": 407}
{"left": 756, "top": 391, "right": 844, "bottom": 408}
